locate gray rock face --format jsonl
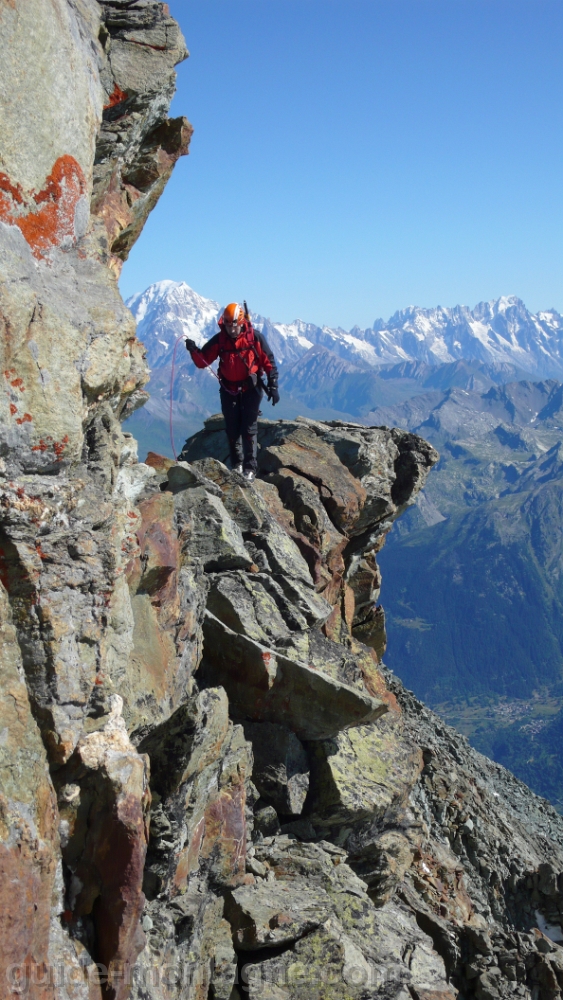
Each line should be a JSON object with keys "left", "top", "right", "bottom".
{"left": 0, "top": 2, "right": 194, "bottom": 994}
{"left": 174, "top": 485, "right": 254, "bottom": 571}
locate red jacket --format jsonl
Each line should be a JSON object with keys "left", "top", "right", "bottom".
{"left": 190, "top": 320, "right": 278, "bottom": 386}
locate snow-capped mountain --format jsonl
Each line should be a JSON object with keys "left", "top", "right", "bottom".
{"left": 367, "top": 297, "right": 563, "bottom": 374}
{"left": 127, "top": 281, "right": 221, "bottom": 368}
{"left": 127, "top": 281, "right": 563, "bottom": 377}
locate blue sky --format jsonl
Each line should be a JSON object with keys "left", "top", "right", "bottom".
{"left": 119, "top": 0, "right": 563, "bottom": 329}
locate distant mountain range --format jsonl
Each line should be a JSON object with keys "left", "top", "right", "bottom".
{"left": 128, "top": 280, "right": 563, "bottom": 376}
{"left": 125, "top": 280, "right": 563, "bottom": 809}
{"left": 125, "top": 281, "right": 563, "bottom": 453}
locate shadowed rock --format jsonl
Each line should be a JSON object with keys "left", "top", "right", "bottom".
{"left": 242, "top": 721, "right": 309, "bottom": 815}
{"left": 55, "top": 696, "right": 150, "bottom": 1000}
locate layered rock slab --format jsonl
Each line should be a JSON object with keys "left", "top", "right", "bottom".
{"left": 201, "top": 611, "right": 387, "bottom": 740}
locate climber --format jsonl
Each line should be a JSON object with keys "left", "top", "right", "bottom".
{"left": 184, "top": 302, "right": 279, "bottom": 483}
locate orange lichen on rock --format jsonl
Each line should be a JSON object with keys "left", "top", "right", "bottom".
{"left": 103, "top": 83, "right": 129, "bottom": 110}
{"left": 0, "top": 155, "right": 86, "bottom": 257}
{"left": 53, "top": 435, "right": 69, "bottom": 460}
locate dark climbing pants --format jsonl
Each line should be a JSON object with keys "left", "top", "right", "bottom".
{"left": 220, "top": 385, "right": 263, "bottom": 472}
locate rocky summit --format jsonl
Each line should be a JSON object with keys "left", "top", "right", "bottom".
{"left": 3, "top": 5, "right": 563, "bottom": 1000}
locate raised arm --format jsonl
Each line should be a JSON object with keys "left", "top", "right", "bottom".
{"left": 185, "top": 332, "right": 220, "bottom": 368}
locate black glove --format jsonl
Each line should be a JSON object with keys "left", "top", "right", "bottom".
{"left": 268, "top": 380, "right": 280, "bottom": 406}
{"left": 185, "top": 337, "right": 197, "bottom": 353}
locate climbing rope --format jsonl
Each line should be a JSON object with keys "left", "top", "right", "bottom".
{"left": 168, "top": 336, "right": 221, "bottom": 460}
{"left": 169, "top": 335, "right": 184, "bottom": 460}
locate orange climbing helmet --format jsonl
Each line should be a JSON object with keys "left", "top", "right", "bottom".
{"left": 222, "top": 302, "right": 243, "bottom": 326}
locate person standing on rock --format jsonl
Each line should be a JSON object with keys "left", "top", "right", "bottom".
{"left": 184, "top": 302, "right": 279, "bottom": 482}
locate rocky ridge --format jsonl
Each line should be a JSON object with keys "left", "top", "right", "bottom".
{"left": 3, "top": 5, "right": 563, "bottom": 1000}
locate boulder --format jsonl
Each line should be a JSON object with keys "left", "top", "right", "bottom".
{"left": 257, "top": 422, "right": 368, "bottom": 536}
{"left": 299, "top": 419, "right": 438, "bottom": 507}
{"left": 265, "top": 466, "right": 345, "bottom": 560}
{"left": 174, "top": 486, "right": 254, "bottom": 572}
{"left": 207, "top": 571, "right": 308, "bottom": 663}
{"left": 191, "top": 457, "right": 266, "bottom": 531}
{"left": 307, "top": 717, "right": 422, "bottom": 830}
{"left": 179, "top": 413, "right": 231, "bottom": 464}
{"left": 208, "top": 570, "right": 294, "bottom": 645}
{"left": 166, "top": 461, "right": 223, "bottom": 497}
{"left": 225, "top": 879, "right": 332, "bottom": 949}
{"left": 307, "top": 629, "right": 374, "bottom": 692}
{"left": 201, "top": 612, "right": 387, "bottom": 740}
{"left": 253, "top": 805, "right": 281, "bottom": 839}
{"left": 192, "top": 461, "right": 332, "bottom": 625}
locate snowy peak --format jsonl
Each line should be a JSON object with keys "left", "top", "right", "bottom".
{"left": 127, "top": 281, "right": 221, "bottom": 368}
{"left": 127, "top": 280, "right": 219, "bottom": 324}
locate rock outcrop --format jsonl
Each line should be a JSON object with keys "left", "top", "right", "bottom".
{"left": 3, "top": 6, "right": 563, "bottom": 1000}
